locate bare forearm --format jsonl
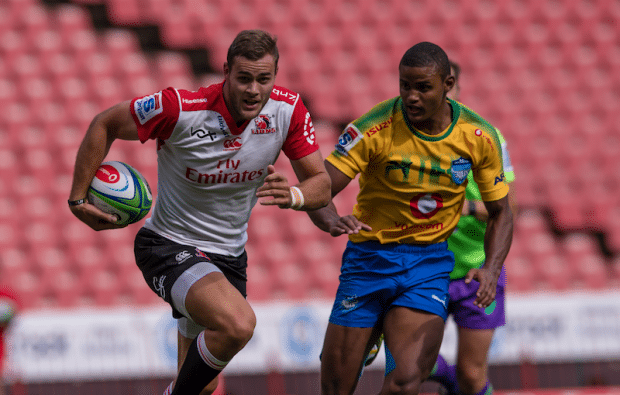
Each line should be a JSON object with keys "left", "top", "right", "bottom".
{"left": 483, "top": 204, "right": 513, "bottom": 279}
{"left": 296, "top": 172, "right": 331, "bottom": 211}
{"left": 69, "top": 116, "right": 116, "bottom": 201}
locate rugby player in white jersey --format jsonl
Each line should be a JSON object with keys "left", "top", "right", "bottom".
{"left": 68, "top": 30, "right": 331, "bottom": 395}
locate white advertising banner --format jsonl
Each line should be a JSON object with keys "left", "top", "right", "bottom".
{"left": 6, "top": 290, "right": 620, "bottom": 382}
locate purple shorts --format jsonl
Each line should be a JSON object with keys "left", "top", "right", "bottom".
{"left": 448, "top": 265, "right": 506, "bottom": 329}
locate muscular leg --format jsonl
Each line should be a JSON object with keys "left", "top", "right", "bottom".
{"left": 320, "top": 323, "right": 375, "bottom": 395}
{"left": 171, "top": 271, "right": 256, "bottom": 395}
{"left": 185, "top": 272, "right": 256, "bottom": 360}
{"left": 455, "top": 328, "right": 494, "bottom": 395}
{"left": 380, "top": 307, "right": 445, "bottom": 395}
{"left": 177, "top": 332, "right": 219, "bottom": 395}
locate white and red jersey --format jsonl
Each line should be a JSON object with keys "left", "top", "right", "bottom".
{"left": 130, "top": 82, "right": 318, "bottom": 256}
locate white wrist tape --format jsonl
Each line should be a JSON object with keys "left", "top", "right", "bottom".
{"left": 289, "top": 186, "right": 304, "bottom": 210}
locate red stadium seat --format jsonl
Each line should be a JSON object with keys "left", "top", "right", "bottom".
{"left": 271, "top": 261, "right": 311, "bottom": 300}
{"left": 246, "top": 263, "right": 274, "bottom": 302}
{"left": 11, "top": 271, "right": 45, "bottom": 310}
{"left": 46, "top": 269, "right": 84, "bottom": 308}
{"left": 572, "top": 255, "right": 610, "bottom": 290}
{"left": 55, "top": 3, "right": 92, "bottom": 41}
{"left": 159, "top": 10, "right": 196, "bottom": 48}
{"left": 504, "top": 256, "right": 536, "bottom": 293}
{"left": 106, "top": 0, "right": 141, "bottom": 25}
{"left": 537, "top": 255, "right": 573, "bottom": 291}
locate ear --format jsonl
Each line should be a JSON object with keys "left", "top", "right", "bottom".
{"left": 223, "top": 62, "right": 230, "bottom": 77}
{"left": 444, "top": 74, "right": 456, "bottom": 94}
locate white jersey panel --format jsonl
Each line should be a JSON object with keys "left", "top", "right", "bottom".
{"left": 144, "top": 94, "right": 293, "bottom": 256}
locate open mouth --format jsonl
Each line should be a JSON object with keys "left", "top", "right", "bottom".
{"left": 407, "top": 106, "right": 424, "bottom": 116}
{"left": 243, "top": 99, "right": 260, "bottom": 111}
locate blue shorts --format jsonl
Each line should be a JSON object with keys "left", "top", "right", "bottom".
{"left": 448, "top": 265, "right": 506, "bottom": 329}
{"left": 328, "top": 240, "right": 454, "bottom": 327}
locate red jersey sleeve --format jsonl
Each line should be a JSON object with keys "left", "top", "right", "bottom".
{"left": 282, "top": 99, "right": 319, "bottom": 160}
{"left": 130, "top": 87, "right": 180, "bottom": 143}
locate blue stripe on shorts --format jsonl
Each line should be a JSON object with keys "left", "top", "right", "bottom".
{"left": 328, "top": 240, "right": 454, "bottom": 327}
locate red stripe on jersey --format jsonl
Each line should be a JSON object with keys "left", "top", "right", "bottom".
{"left": 282, "top": 98, "right": 319, "bottom": 160}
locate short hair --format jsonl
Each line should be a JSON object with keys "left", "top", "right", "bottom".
{"left": 450, "top": 61, "right": 461, "bottom": 82}
{"left": 400, "top": 42, "right": 451, "bottom": 80}
{"left": 227, "top": 29, "right": 279, "bottom": 69}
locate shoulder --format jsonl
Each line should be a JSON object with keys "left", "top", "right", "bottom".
{"left": 453, "top": 100, "right": 496, "bottom": 135}
{"left": 334, "top": 97, "right": 399, "bottom": 156}
{"left": 453, "top": 100, "right": 502, "bottom": 148}
{"left": 176, "top": 83, "right": 223, "bottom": 112}
{"left": 352, "top": 97, "right": 399, "bottom": 134}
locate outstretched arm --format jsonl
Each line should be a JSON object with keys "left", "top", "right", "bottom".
{"left": 465, "top": 195, "right": 513, "bottom": 308}
{"left": 68, "top": 100, "right": 140, "bottom": 230}
{"left": 307, "top": 161, "right": 371, "bottom": 237}
{"left": 256, "top": 150, "right": 331, "bottom": 210}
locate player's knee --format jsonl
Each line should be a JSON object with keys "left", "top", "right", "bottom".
{"left": 457, "top": 365, "right": 486, "bottom": 393}
{"left": 386, "top": 371, "right": 423, "bottom": 395}
{"left": 221, "top": 310, "right": 256, "bottom": 351}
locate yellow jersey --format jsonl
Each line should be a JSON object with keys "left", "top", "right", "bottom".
{"left": 327, "top": 97, "right": 509, "bottom": 244}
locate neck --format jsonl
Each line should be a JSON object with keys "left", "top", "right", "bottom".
{"left": 413, "top": 99, "right": 453, "bottom": 135}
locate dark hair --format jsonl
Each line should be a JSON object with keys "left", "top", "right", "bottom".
{"left": 449, "top": 61, "right": 461, "bottom": 82}
{"left": 400, "top": 42, "right": 451, "bottom": 80}
{"left": 227, "top": 29, "right": 279, "bottom": 69}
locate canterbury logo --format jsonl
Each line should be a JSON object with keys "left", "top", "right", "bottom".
{"left": 223, "top": 138, "right": 242, "bottom": 150}
{"left": 176, "top": 250, "right": 191, "bottom": 264}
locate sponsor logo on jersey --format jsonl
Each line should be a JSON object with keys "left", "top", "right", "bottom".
{"left": 410, "top": 193, "right": 443, "bottom": 219}
{"left": 190, "top": 126, "right": 217, "bottom": 141}
{"left": 252, "top": 115, "right": 276, "bottom": 134}
{"left": 271, "top": 87, "right": 298, "bottom": 104}
{"left": 450, "top": 157, "right": 472, "bottom": 185}
{"left": 366, "top": 117, "right": 393, "bottom": 137}
{"left": 494, "top": 172, "right": 505, "bottom": 185}
{"left": 223, "top": 137, "right": 242, "bottom": 151}
{"left": 134, "top": 92, "right": 163, "bottom": 125}
{"left": 182, "top": 98, "right": 207, "bottom": 104}
{"left": 217, "top": 115, "right": 229, "bottom": 136}
{"left": 185, "top": 166, "right": 265, "bottom": 184}
{"left": 336, "top": 125, "right": 363, "bottom": 155}
{"left": 391, "top": 221, "right": 444, "bottom": 233}
{"left": 475, "top": 129, "right": 482, "bottom": 136}
{"left": 303, "top": 112, "right": 316, "bottom": 145}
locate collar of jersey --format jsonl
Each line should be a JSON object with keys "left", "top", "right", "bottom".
{"left": 217, "top": 81, "right": 251, "bottom": 135}
{"left": 401, "top": 98, "right": 460, "bottom": 142}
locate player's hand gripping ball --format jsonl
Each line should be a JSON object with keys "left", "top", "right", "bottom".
{"left": 88, "top": 161, "right": 152, "bottom": 226}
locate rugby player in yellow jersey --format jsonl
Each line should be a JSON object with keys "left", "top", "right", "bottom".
{"left": 307, "top": 42, "right": 513, "bottom": 395}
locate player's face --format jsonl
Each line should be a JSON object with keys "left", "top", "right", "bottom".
{"left": 399, "top": 65, "right": 453, "bottom": 126}
{"left": 224, "top": 54, "right": 278, "bottom": 123}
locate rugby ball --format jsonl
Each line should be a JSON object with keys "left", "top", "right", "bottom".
{"left": 88, "top": 161, "right": 152, "bottom": 226}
